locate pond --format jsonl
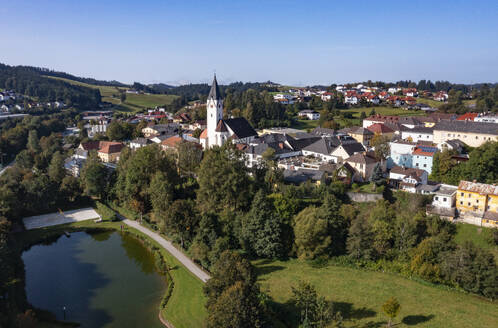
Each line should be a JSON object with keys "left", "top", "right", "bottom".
{"left": 22, "top": 231, "right": 167, "bottom": 327}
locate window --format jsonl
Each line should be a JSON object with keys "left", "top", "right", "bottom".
{"left": 435, "top": 196, "right": 439, "bottom": 200}
{"left": 443, "top": 198, "right": 447, "bottom": 202}
{"left": 423, "top": 164, "right": 427, "bottom": 168}
{"left": 468, "top": 202, "right": 471, "bottom": 206}
{"left": 460, "top": 201, "right": 463, "bottom": 205}
{"left": 476, "top": 200, "right": 479, "bottom": 203}
{"left": 416, "top": 163, "right": 419, "bottom": 167}
{"left": 461, "top": 192, "right": 464, "bottom": 196}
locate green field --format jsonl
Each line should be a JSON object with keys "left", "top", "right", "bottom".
{"left": 290, "top": 119, "right": 320, "bottom": 131}
{"left": 46, "top": 76, "right": 178, "bottom": 113}
{"left": 344, "top": 106, "right": 427, "bottom": 118}
{"left": 255, "top": 259, "right": 498, "bottom": 328}
{"left": 455, "top": 223, "right": 498, "bottom": 262}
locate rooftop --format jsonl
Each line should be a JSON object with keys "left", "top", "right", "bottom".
{"left": 458, "top": 180, "right": 498, "bottom": 196}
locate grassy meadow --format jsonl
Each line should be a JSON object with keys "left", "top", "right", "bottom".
{"left": 255, "top": 259, "right": 498, "bottom": 328}
{"left": 45, "top": 76, "right": 178, "bottom": 113}
{"left": 455, "top": 223, "right": 498, "bottom": 262}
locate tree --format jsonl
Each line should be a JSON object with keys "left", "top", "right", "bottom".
{"left": 370, "top": 135, "right": 390, "bottom": 160}
{"left": 177, "top": 142, "right": 203, "bottom": 177}
{"left": 164, "top": 199, "right": 199, "bottom": 249}
{"left": 48, "top": 151, "right": 65, "bottom": 183}
{"left": 369, "top": 163, "right": 385, "bottom": 191}
{"left": 107, "top": 121, "right": 133, "bottom": 141}
{"left": 204, "top": 251, "right": 266, "bottom": 328}
{"left": 59, "top": 176, "right": 82, "bottom": 202}
{"left": 27, "top": 130, "right": 41, "bottom": 153}
{"left": 197, "top": 143, "right": 251, "bottom": 214}
{"left": 347, "top": 215, "right": 375, "bottom": 261}
{"left": 120, "top": 91, "right": 126, "bottom": 103}
{"left": 319, "top": 194, "right": 348, "bottom": 255}
{"left": 81, "top": 155, "right": 108, "bottom": 199}
{"left": 292, "top": 281, "right": 333, "bottom": 328}
{"left": 293, "top": 207, "right": 331, "bottom": 260}
{"left": 149, "top": 171, "right": 176, "bottom": 218}
{"left": 382, "top": 297, "right": 400, "bottom": 328}
{"left": 240, "top": 190, "right": 284, "bottom": 258}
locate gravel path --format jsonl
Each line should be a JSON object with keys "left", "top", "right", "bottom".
{"left": 123, "top": 219, "right": 211, "bottom": 283}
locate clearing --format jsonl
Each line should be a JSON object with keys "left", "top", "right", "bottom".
{"left": 45, "top": 76, "right": 178, "bottom": 113}
{"left": 23, "top": 208, "right": 100, "bottom": 230}
{"left": 255, "top": 259, "right": 498, "bottom": 328}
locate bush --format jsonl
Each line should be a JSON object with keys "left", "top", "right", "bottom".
{"left": 95, "top": 201, "right": 118, "bottom": 221}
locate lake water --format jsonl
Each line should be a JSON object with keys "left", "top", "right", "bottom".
{"left": 22, "top": 231, "right": 166, "bottom": 327}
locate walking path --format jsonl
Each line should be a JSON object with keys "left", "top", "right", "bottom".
{"left": 123, "top": 219, "right": 211, "bottom": 283}
{"left": 0, "top": 160, "right": 15, "bottom": 176}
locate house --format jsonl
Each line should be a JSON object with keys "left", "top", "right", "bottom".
{"left": 400, "top": 126, "right": 434, "bottom": 143}
{"left": 142, "top": 123, "right": 180, "bottom": 138}
{"left": 456, "top": 180, "right": 498, "bottom": 227}
{"left": 362, "top": 115, "right": 400, "bottom": 128}
{"left": 474, "top": 114, "right": 498, "bottom": 124}
{"left": 64, "top": 157, "right": 85, "bottom": 177}
{"left": 426, "top": 184, "right": 458, "bottom": 220}
{"left": 412, "top": 145, "right": 438, "bottom": 174}
{"left": 298, "top": 110, "right": 320, "bottom": 120}
{"left": 387, "top": 140, "right": 416, "bottom": 169}
{"left": 200, "top": 75, "right": 258, "bottom": 149}
{"left": 345, "top": 152, "right": 381, "bottom": 182}
{"left": 311, "top": 127, "right": 337, "bottom": 137}
{"left": 388, "top": 87, "right": 401, "bottom": 94}
{"left": 189, "top": 120, "right": 207, "bottom": 130}
{"left": 389, "top": 166, "right": 428, "bottom": 192}
{"left": 432, "top": 120, "right": 498, "bottom": 147}
{"left": 245, "top": 134, "right": 301, "bottom": 168}
{"left": 161, "top": 135, "right": 184, "bottom": 151}
{"left": 302, "top": 137, "right": 341, "bottom": 162}
{"left": 97, "top": 142, "right": 125, "bottom": 163}
{"left": 349, "top": 127, "right": 374, "bottom": 146}
{"left": 345, "top": 95, "right": 358, "bottom": 105}
{"left": 403, "top": 88, "right": 418, "bottom": 97}
{"left": 367, "top": 123, "right": 395, "bottom": 139}
{"left": 321, "top": 92, "right": 334, "bottom": 101}
{"left": 173, "top": 113, "right": 192, "bottom": 124}
{"left": 437, "top": 139, "right": 465, "bottom": 153}
{"left": 330, "top": 140, "right": 366, "bottom": 162}
{"left": 433, "top": 92, "right": 448, "bottom": 102}
{"left": 456, "top": 112, "right": 478, "bottom": 121}
{"left": 129, "top": 137, "right": 153, "bottom": 150}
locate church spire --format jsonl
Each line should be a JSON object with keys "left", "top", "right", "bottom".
{"left": 208, "top": 74, "right": 222, "bottom": 101}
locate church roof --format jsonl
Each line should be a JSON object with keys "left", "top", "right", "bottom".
{"left": 215, "top": 120, "right": 228, "bottom": 132}
{"left": 208, "top": 74, "right": 222, "bottom": 101}
{"left": 223, "top": 118, "right": 258, "bottom": 139}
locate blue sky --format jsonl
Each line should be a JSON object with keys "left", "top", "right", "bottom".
{"left": 1, "top": 0, "right": 497, "bottom": 85}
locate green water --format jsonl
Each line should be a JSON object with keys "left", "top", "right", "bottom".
{"left": 22, "top": 231, "right": 166, "bottom": 327}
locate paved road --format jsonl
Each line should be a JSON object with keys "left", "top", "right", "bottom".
{"left": 123, "top": 219, "right": 211, "bottom": 283}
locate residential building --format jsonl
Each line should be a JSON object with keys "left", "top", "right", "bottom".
{"left": 345, "top": 152, "right": 381, "bottom": 182}
{"left": 400, "top": 126, "right": 434, "bottom": 142}
{"left": 142, "top": 123, "right": 179, "bottom": 138}
{"left": 388, "top": 140, "right": 415, "bottom": 169}
{"left": 367, "top": 123, "right": 395, "bottom": 139}
{"left": 321, "top": 92, "right": 333, "bottom": 101}
{"left": 97, "top": 142, "right": 125, "bottom": 163}
{"left": 349, "top": 127, "right": 374, "bottom": 146}
{"left": 432, "top": 120, "right": 498, "bottom": 147}
{"left": 456, "top": 112, "right": 478, "bottom": 121}
{"left": 456, "top": 180, "right": 498, "bottom": 227}
{"left": 412, "top": 145, "right": 438, "bottom": 174}
{"left": 362, "top": 115, "right": 400, "bottom": 128}
{"left": 129, "top": 137, "right": 153, "bottom": 150}
{"left": 298, "top": 110, "right": 320, "bottom": 120}
{"left": 474, "top": 114, "right": 498, "bottom": 124}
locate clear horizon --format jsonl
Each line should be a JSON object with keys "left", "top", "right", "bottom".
{"left": 2, "top": 0, "right": 497, "bottom": 86}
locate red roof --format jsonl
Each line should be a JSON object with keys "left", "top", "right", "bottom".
{"left": 367, "top": 123, "right": 394, "bottom": 134}
{"left": 161, "top": 135, "right": 183, "bottom": 148}
{"left": 456, "top": 112, "right": 478, "bottom": 121}
{"left": 412, "top": 146, "right": 437, "bottom": 157}
{"left": 215, "top": 120, "right": 228, "bottom": 132}
{"left": 98, "top": 141, "right": 124, "bottom": 154}
{"left": 199, "top": 129, "right": 208, "bottom": 139}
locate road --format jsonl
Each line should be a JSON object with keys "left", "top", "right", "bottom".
{"left": 0, "top": 160, "right": 15, "bottom": 176}
{"left": 123, "top": 219, "right": 211, "bottom": 283}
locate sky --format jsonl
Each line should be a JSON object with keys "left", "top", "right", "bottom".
{"left": 1, "top": 0, "right": 497, "bottom": 86}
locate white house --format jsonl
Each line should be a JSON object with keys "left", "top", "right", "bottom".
{"left": 432, "top": 184, "right": 457, "bottom": 209}
{"left": 345, "top": 96, "right": 358, "bottom": 105}
{"left": 388, "top": 140, "right": 416, "bottom": 169}
{"left": 321, "top": 92, "right": 334, "bottom": 101}
{"left": 298, "top": 110, "right": 320, "bottom": 120}
{"left": 401, "top": 126, "right": 434, "bottom": 143}
{"left": 388, "top": 87, "right": 401, "bottom": 94}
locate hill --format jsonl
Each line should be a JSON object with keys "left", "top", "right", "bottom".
{"left": 46, "top": 76, "right": 179, "bottom": 113}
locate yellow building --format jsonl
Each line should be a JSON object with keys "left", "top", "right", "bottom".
{"left": 457, "top": 180, "right": 498, "bottom": 227}
{"left": 349, "top": 127, "right": 374, "bottom": 146}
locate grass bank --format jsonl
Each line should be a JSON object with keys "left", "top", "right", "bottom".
{"left": 254, "top": 259, "right": 498, "bottom": 328}
{"left": 455, "top": 223, "right": 498, "bottom": 262}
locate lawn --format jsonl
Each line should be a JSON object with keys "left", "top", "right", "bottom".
{"left": 45, "top": 76, "right": 178, "bottom": 113}
{"left": 343, "top": 106, "right": 427, "bottom": 118}
{"left": 454, "top": 223, "right": 498, "bottom": 262}
{"left": 290, "top": 119, "right": 320, "bottom": 131}
{"left": 20, "top": 219, "right": 207, "bottom": 328}
{"left": 254, "top": 259, "right": 498, "bottom": 328}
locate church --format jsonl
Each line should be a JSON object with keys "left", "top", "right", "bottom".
{"left": 199, "top": 75, "right": 258, "bottom": 149}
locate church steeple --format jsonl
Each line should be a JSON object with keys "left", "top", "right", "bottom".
{"left": 208, "top": 74, "right": 222, "bottom": 101}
